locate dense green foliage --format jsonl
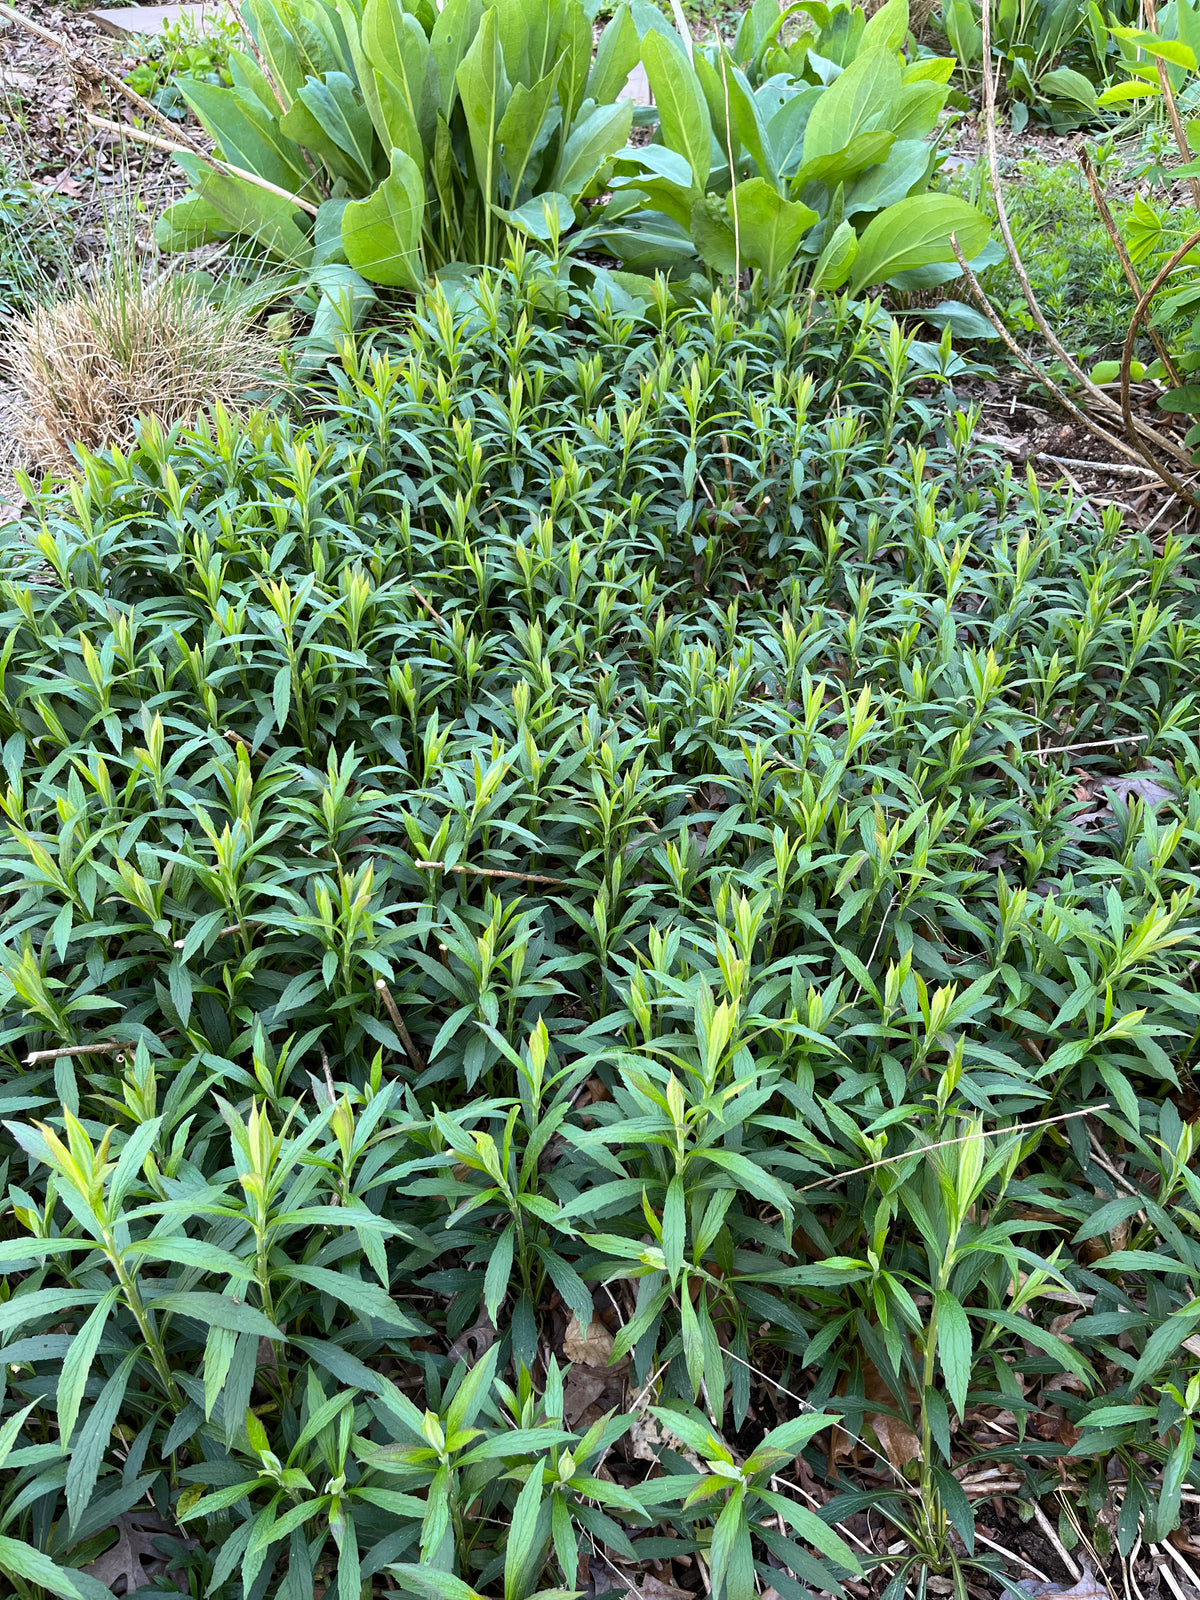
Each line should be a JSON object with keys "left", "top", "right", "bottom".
{"left": 950, "top": 153, "right": 1135, "bottom": 360}
{"left": 123, "top": 11, "right": 238, "bottom": 120}
{"left": 1092, "top": 0, "right": 1200, "bottom": 449}
{"left": 154, "top": 0, "right": 987, "bottom": 301}
{"left": 934, "top": 0, "right": 1139, "bottom": 128}
{"left": 1, "top": 256, "right": 1199, "bottom": 1599}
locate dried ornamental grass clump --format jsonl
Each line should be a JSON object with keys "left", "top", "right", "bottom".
{"left": 1, "top": 268, "right": 279, "bottom": 471}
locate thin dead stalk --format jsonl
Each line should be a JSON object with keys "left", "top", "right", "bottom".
{"left": 1140, "top": 0, "right": 1200, "bottom": 213}
{"left": 0, "top": 1, "right": 212, "bottom": 163}
{"left": 0, "top": 4, "right": 319, "bottom": 218}
{"left": 951, "top": 239, "right": 1150, "bottom": 467}
{"left": 1036, "top": 732, "right": 1148, "bottom": 756}
{"left": 795, "top": 1104, "right": 1107, "bottom": 1195}
{"left": 1121, "top": 227, "right": 1200, "bottom": 510}
{"left": 977, "top": 0, "right": 1195, "bottom": 481}
{"left": 1077, "top": 144, "right": 1180, "bottom": 385}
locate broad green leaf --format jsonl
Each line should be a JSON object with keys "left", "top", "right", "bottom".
{"left": 847, "top": 191, "right": 989, "bottom": 293}
{"left": 1111, "top": 26, "right": 1196, "bottom": 68}
{"left": 484, "top": 1220, "right": 515, "bottom": 1320}
{"left": 275, "top": 1261, "right": 417, "bottom": 1328}
{"left": 245, "top": 0, "right": 308, "bottom": 106}
{"left": 556, "top": 0, "right": 593, "bottom": 125}
{"left": 801, "top": 46, "right": 901, "bottom": 165}
{"left": 861, "top": 0, "right": 908, "bottom": 52}
{"left": 496, "top": 64, "right": 563, "bottom": 197}
{"left": 342, "top": 149, "right": 427, "bottom": 289}
{"left": 456, "top": 6, "right": 513, "bottom": 206}
{"left": 293, "top": 71, "right": 379, "bottom": 188}
{"left": 500, "top": 191, "right": 575, "bottom": 240}
{"left": 729, "top": 176, "right": 817, "bottom": 279}
{"left": 178, "top": 154, "right": 316, "bottom": 265}
{"left": 934, "top": 1289, "right": 971, "bottom": 1418}
{"left": 0, "top": 1537, "right": 91, "bottom": 1599}
{"left": 792, "top": 129, "right": 895, "bottom": 191}
{"left": 1040, "top": 67, "right": 1098, "bottom": 109}
{"left": 429, "top": 0, "right": 485, "bottom": 111}
{"left": 889, "top": 79, "right": 947, "bottom": 141}
{"left": 842, "top": 139, "right": 929, "bottom": 217}
{"left": 689, "top": 195, "right": 737, "bottom": 272}
{"left": 153, "top": 1292, "right": 282, "bottom": 1338}
{"left": 505, "top": 1459, "right": 547, "bottom": 1600}
{"left": 551, "top": 99, "right": 632, "bottom": 199}
{"left": 642, "top": 28, "right": 712, "bottom": 194}
{"left": 154, "top": 194, "right": 232, "bottom": 251}
{"left": 180, "top": 80, "right": 312, "bottom": 193}
{"left": 589, "top": 4, "right": 640, "bottom": 103}
{"left": 56, "top": 1287, "right": 119, "bottom": 1450}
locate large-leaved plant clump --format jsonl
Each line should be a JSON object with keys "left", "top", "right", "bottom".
{"left": 158, "top": 0, "right": 638, "bottom": 286}
{"left": 600, "top": 0, "right": 989, "bottom": 296}
{"left": 156, "top": 0, "right": 991, "bottom": 305}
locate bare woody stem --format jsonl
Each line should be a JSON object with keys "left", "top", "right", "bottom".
{"left": 978, "top": 0, "right": 1193, "bottom": 471}
{"left": 1077, "top": 143, "right": 1180, "bottom": 386}
{"left": 0, "top": 0, "right": 212, "bottom": 162}
{"left": 949, "top": 236, "right": 1152, "bottom": 468}
{"left": 375, "top": 978, "right": 428, "bottom": 1075}
{"left": 84, "top": 114, "right": 320, "bottom": 217}
{"left": 25, "top": 1040, "right": 124, "bottom": 1064}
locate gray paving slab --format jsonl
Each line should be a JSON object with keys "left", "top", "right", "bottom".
{"left": 618, "top": 63, "right": 653, "bottom": 104}
{"left": 90, "top": 1, "right": 233, "bottom": 39}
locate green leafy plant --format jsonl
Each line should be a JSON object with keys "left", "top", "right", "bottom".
{"left": 153, "top": 0, "right": 989, "bottom": 300}
{"left": 937, "top": 0, "right": 1123, "bottom": 129}
{"left": 0, "top": 251, "right": 1199, "bottom": 1597}
{"left": 123, "top": 9, "right": 239, "bottom": 117}
{"left": 156, "top": 0, "right": 638, "bottom": 286}
{"left": 946, "top": 151, "right": 1135, "bottom": 358}
{"left": 597, "top": 0, "right": 991, "bottom": 295}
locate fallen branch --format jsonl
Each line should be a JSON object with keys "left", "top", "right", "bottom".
{"left": 1121, "top": 226, "right": 1200, "bottom": 510}
{"left": 1077, "top": 143, "right": 1180, "bottom": 386}
{"left": 951, "top": 238, "right": 1150, "bottom": 468}
{"left": 25, "top": 1040, "right": 124, "bottom": 1064}
{"left": 1036, "top": 732, "right": 1148, "bottom": 756}
{"left": 375, "top": 978, "right": 427, "bottom": 1074}
{"left": 0, "top": 0, "right": 213, "bottom": 163}
{"left": 977, "top": 0, "right": 1194, "bottom": 481}
{"left": 85, "top": 113, "right": 320, "bottom": 217}
{"left": 414, "top": 860, "right": 565, "bottom": 886}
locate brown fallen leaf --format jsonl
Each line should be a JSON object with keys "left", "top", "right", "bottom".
{"left": 564, "top": 1312, "right": 615, "bottom": 1367}
{"left": 563, "top": 1366, "right": 607, "bottom": 1425}
{"left": 638, "top": 1578, "right": 694, "bottom": 1600}
{"left": 870, "top": 1408, "right": 921, "bottom": 1471}
{"left": 83, "top": 1510, "right": 186, "bottom": 1593}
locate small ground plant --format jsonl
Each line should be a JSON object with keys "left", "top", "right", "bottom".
{"left": 950, "top": 151, "right": 1136, "bottom": 359}
{"left": 0, "top": 253, "right": 1197, "bottom": 1597}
